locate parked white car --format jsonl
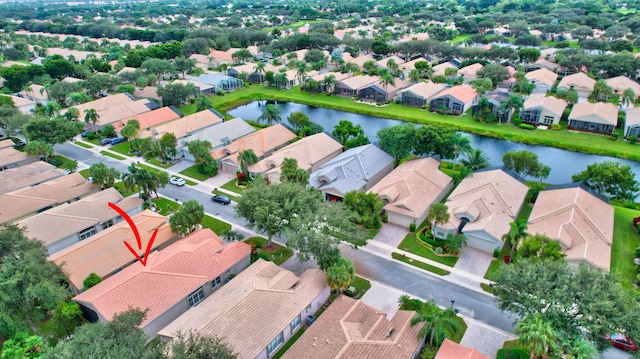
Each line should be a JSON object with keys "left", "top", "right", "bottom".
{"left": 169, "top": 177, "right": 186, "bottom": 186}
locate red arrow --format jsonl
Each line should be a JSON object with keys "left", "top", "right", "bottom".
{"left": 109, "top": 202, "right": 157, "bottom": 266}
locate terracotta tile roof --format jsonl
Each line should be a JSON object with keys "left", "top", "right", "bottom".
{"left": 46, "top": 47, "right": 99, "bottom": 61}
{"left": 442, "top": 169, "right": 528, "bottom": 242}
{"left": 133, "top": 86, "right": 161, "bottom": 101}
{"left": 0, "top": 173, "right": 98, "bottom": 224}
{"left": 399, "top": 82, "right": 447, "bottom": 100}
{"left": 248, "top": 133, "right": 343, "bottom": 182}
{"left": 525, "top": 68, "right": 558, "bottom": 88}
{"left": 19, "top": 188, "right": 142, "bottom": 249}
{"left": 432, "top": 85, "right": 478, "bottom": 104}
{"left": 457, "top": 63, "right": 483, "bottom": 79}
{"left": 66, "top": 93, "right": 156, "bottom": 126}
{"left": 1, "top": 60, "right": 28, "bottom": 67}
{"left": 73, "top": 229, "right": 250, "bottom": 329}
{"left": 208, "top": 49, "right": 234, "bottom": 62}
{"left": 49, "top": 210, "right": 177, "bottom": 291}
{"left": 368, "top": 158, "right": 453, "bottom": 219}
{"left": 282, "top": 295, "right": 423, "bottom": 359}
{"left": 211, "top": 124, "right": 297, "bottom": 165}
{"left": 348, "top": 54, "right": 375, "bottom": 68}
{"left": 0, "top": 139, "right": 15, "bottom": 149}
{"left": 112, "top": 106, "right": 182, "bottom": 132}
{"left": 0, "top": 146, "right": 33, "bottom": 167}
{"left": 568, "top": 102, "right": 618, "bottom": 126}
{"left": 8, "top": 95, "right": 36, "bottom": 108}
{"left": 338, "top": 76, "right": 380, "bottom": 91}
{"left": 528, "top": 186, "right": 613, "bottom": 270}
{"left": 188, "top": 54, "right": 215, "bottom": 66}
{"left": 138, "top": 109, "right": 224, "bottom": 139}
{"left": 533, "top": 58, "right": 558, "bottom": 71}
{"left": 375, "top": 55, "right": 406, "bottom": 69}
{"left": 557, "top": 72, "right": 596, "bottom": 92}
{"left": 435, "top": 339, "right": 491, "bottom": 359}
{"left": 309, "top": 72, "right": 352, "bottom": 83}
{"left": 18, "top": 84, "right": 48, "bottom": 102}
{"left": 605, "top": 76, "right": 640, "bottom": 97}
{"left": 432, "top": 62, "right": 457, "bottom": 77}
{"left": 626, "top": 107, "right": 640, "bottom": 127}
{"left": 158, "top": 259, "right": 328, "bottom": 359}
{"left": 523, "top": 96, "right": 567, "bottom": 117}
{"left": 0, "top": 161, "right": 65, "bottom": 194}
{"left": 400, "top": 58, "right": 428, "bottom": 72}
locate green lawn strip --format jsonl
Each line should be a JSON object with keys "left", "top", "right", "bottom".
{"left": 611, "top": 206, "right": 640, "bottom": 290}
{"left": 398, "top": 233, "right": 458, "bottom": 267}
{"left": 392, "top": 252, "right": 451, "bottom": 276}
{"left": 100, "top": 151, "right": 126, "bottom": 160}
{"left": 147, "top": 158, "right": 174, "bottom": 169}
{"left": 212, "top": 189, "right": 239, "bottom": 203}
{"left": 245, "top": 236, "right": 293, "bottom": 265}
{"left": 502, "top": 339, "right": 526, "bottom": 350}
{"left": 49, "top": 155, "right": 78, "bottom": 170}
{"left": 78, "top": 169, "right": 91, "bottom": 178}
{"left": 179, "top": 103, "right": 197, "bottom": 115}
{"left": 201, "top": 215, "right": 232, "bottom": 235}
{"left": 108, "top": 142, "right": 135, "bottom": 157}
{"left": 480, "top": 283, "right": 495, "bottom": 294}
{"left": 183, "top": 178, "right": 197, "bottom": 186}
{"left": 220, "top": 177, "right": 246, "bottom": 194}
{"left": 179, "top": 85, "right": 640, "bottom": 161}
{"left": 349, "top": 276, "right": 372, "bottom": 298}
{"left": 178, "top": 165, "right": 212, "bottom": 181}
{"left": 151, "top": 197, "right": 180, "bottom": 216}
{"left": 86, "top": 138, "right": 101, "bottom": 145}
{"left": 74, "top": 140, "right": 94, "bottom": 148}
{"left": 272, "top": 327, "right": 306, "bottom": 359}
{"left": 112, "top": 182, "right": 137, "bottom": 197}
{"left": 365, "top": 228, "right": 380, "bottom": 239}
{"left": 136, "top": 163, "right": 168, "bottom": 177}
{"left": 516, "top": 202, "right": 534, "bottom": 222}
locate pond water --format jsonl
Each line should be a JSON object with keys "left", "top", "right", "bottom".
{"left": 228, "top": 101, "right": 640, "bottom": 196}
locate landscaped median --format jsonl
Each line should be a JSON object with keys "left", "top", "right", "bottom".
{"left": 180, "top": 85, "right": 640, "bottom": 161}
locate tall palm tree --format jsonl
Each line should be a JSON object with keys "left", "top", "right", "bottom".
{"left": 326, "top": 257, "right": 355, "bottom": 294}
{"left": 427, "top": 203, "right": 449, "bottom": 238}
{"left": 461, "top": 149, "right": 490, "bottom": 170}
{"left": 449, "top": 133, "right": 473, "bottom": 168}
{"left": 503, "top": 219, "right": 528, "bottom": 259}
{"left": 42, "top": 101, "right": 61, "bottom": 117}
{"left": 296, "top": 61, "right": 309, "bottom": 86}
{"left": 39, "top": 83, "right": 51, "bottom": 101}
{"left": 322, "top": 74, "right": 338, "bottom": 93}
{"left": 592, "top": 79, "right": 611, "bottom": 101}
{"left": 473, "top": 96, "right": 492, "bottom": 122}
{"left": 621, "top": 87, "right": 635, "bottom": 109}
{"left": 64, "top": 107, "right": 81, "bottom": 121}
{"left": 410, "top": 301, "right": 464, "bottom": 347}
{"left": 238, "top": 149, "right": 258, "bottom": 176}
{"left": 257, "top": 104, "right": 282, "bottom": 125}
{"left": 274, "top": 73, "right": 288, "bottom": 89}
{"left": 122, "top": 163, "right": 169, "bottom": 208}
{"left": 409, "top": 69, "right": 421, "bottom": 83}
{"left": 84, "top": 108, "right": 99, "bottom": 132}
{"left": 498, "top": 94, "right": 524, "bottom": 123}
{"left": 516, "top": 314, "right": 558, "bottom": 359}
{"left": 379, "top": 69, "right": 396, "bottom": 97}
{"left": 536, "top": 165, "right": 551, "bottom": 185}
{"left": 254, "top": 62, "right": 266, "bottom": 82}
{"left": 386, "top": 58, "right": 399, "bottom": 75}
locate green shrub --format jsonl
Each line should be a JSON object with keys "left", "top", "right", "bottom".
{"left": 519, "top": 123, "right": 535, "bottom": 130}
{"left": 86, "top": 132, "right": 97, "bottom": 140}
{"left": 382, "top": 214, "right": 388, "bottom": 223}
{"left": 47, "top": 158, "right": 63, "bottom": 166}
{"left": 434, "top": 246, "right": 444, "bottom": 254}
{"left": 636, "top": 264, "right": 640, "bottom": 273}
{"left": 513, "top": 118, "right": 522, "bottom": 126}
{"left": 83, "top": 272, "right": 102, "bottom": 290}
{"left": 421, "top": 105, "right": 427, "bottom": 109}
{"left": 635, "top": 247, "right": 640, "bottom": 258}
{"left": 409, "top": 223, "right": 416, "bottom": 232}
{"left": 550, "top": 123, "right": 562, "bottom": 130}
{"left": 610, "top": 133, "right": 620, "bottom": 141}
{"left": 496, "top": 348, "right": 528, "bottom": 359}
{"left": 628, "top": 135, "right": 638, "bottom": 144}
{"left": 493, "top": 248, "right": 500, "bottom": 258}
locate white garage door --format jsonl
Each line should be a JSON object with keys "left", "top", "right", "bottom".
{"left": 465, "top": 233, "right": 501, "bottom": 253}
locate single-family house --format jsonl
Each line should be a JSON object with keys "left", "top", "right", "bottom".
{"left": 358, "top": 78, "right": 410, "bottom": 103}
{"left": 212, "top": 124, "right": 297, "bottom": 173}
{"left": 172, "top": 79, "right": 215, "bottom": 97}
{"left": 434, "top": 339, "right": 491, "bottom": 359}
{"left": 457, "top": 63, "right": 483, "bottom": 83}
{"left": 73, "top": 229, "right": 251, "bottom": 337}
{"left": 0, "top": 173, "right": 99, "bottom": 224}
{"left": 520, "top": 96, "right": 568, "bottom": 126}
{"left": 347, "top": 54, "right": 375, "bottom": 70}
{"left": 309, "top": 144, "right": 394, "bottom": 202}
{"left": 0, "top": 139, "right": 39, "bottom": 171}
{"left": 375, "top": 55, "right": 406, "bottom": 72}
{"left": 527, "top": 185, "right": 614, "bottom": 271}
{"left": 486, "top": 27, "right": 511, "bottom": 37}
{"left": 0, "top": 161, "right": 65, "bottom": 195}
{"left": 605, "top": 75, "right": 640, "bottom": 100}
{"left": 567, "top": 102, "right": 618, "bottom": 134}
{"left": 399, "top": 57, "right": 429, "bottom": 79}
{"left": 185, "top": 73, "right": 244, "bottom": 93}
{"left": 158, "top": 259, "right": 330, "bottom": 359}
{"left": 207, "top": 49, "right": 234, "bottom": 65}
{"left": 431, "top": 62, "right": 458, "bottom": 77}
{"left": 133, "top": 86, "right": 162, "bottom": 102}
{"left": 525, "top": 58, "right": 557, "bottom": 73}
{"left": 49, "top": 210, "right": 177, "bottom": 294}
{"left": 308, "top": 72, "right": 352, "bottom": 93}
{"left": 113, "top": 106, "right": 183, "bottom": 133}
{"left": 368, "top": 158, "right": 453, "bottom": 228}
{"left": 9, "top": 95, "right": 36, "bottom": 114}
{"left": 248, "top": 133, "right": 343, "bottom": 183}
{"left": 399, "top": 82, "right": 447, "bottom": 107}
{"left": 18, "top": 84, "right": 48, "bottom": 104}
{"left": 334, "top": 76, "right": 380, "bottom": 98}
{"left": 137, "top": 108, "right": 225, "bottom": 141}
{"left": 557, "top": 73, "right": 596, "bottom": 100}
{"left": 471, "top": 91, "right": 512, "bottom": 123}
{"left": 281, "top": 295, "right": 424, "bottom": 359}
{"left": 181, "top": 118, "right": 255, "bottom": 161}
{"left": 434, "top": 168, "right": 528, "bottom": 253}
{"left": 66, "top": 93, "right": 159, "bottom": 130}
{"left": 625, "top": 107, "right": 640, "bottom": 138}
{"left": 188, "top": 54, "right": 216, "bottom": 69}
{"left": 18, "top": 188, "right": 143, "bottom": 255}
{"left": 430, "top": 85, "right": 478, "bottom": 115}
{"left": 525, "top": 68, "right": 558, "bottom": 94}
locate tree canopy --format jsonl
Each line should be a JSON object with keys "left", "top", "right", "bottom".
{"left": 169, "top": 200, "right": 205, "bottom": 237}
{"left": 23, "top": 118, "right": 84, "bottom": 145}
{"left": 571, "top": 161, "right": 640, "bottom": 202}
{"left": 332, "top": 120, "right": 370, "bottom": 149}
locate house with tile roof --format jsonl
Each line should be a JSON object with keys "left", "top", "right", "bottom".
{"left": 0, "top": 161, "right": 65, "bottom": 195}
{"left": 188, "top": 54, "right": 216, "bottom": 69}
{"left": 520, "top": 96, "right": 568, "bottom": 126}
{"left": 133, "top": 86, "right": 162, "bottom": 102}
{"left": 434, "top": 339, "right": 491, "bottom": 359}
{"left": 248, "top": 132, "right": 343, "bottom": 184}
{"left": 113, "top": 106, "right": 183, "bottom": 133}
{"left": 527, "top": 185, "right": 614, "bottom": 270}
{"left": 18, "top": 188, "right": 143, "bottom": 255}
{"left": 346, "top": 54, "right": 375, "bottom": 70}
{"left": 138, "top": 108, "right": 224, "bottom": 141}
{"left": 471, "top": 91, "right": 512, "bottom": 123}
{"left": 431, "top": 62, "right": 458, "bottom": 77}
{"left": 525, "top": 58, "right": 558, "bottom": 73}
{"left": 0, "top": 173, "right": 98, "bottom": 224}
{"left": 525, "top": 68, "right": 558, "bottom": 94}
{"left": 0, "top": 140, "right": 39, "bottom": 171}
{"left": 207, "top": 49, "right": 234, "bottom": 64}
{"left": 309, "top": 144, "right": 394, "bottom": 202}
{"left": 568, "top": 102, "right": 618, "bottom": 134}
{"left": 65, "top": 93, "right": 159, "bottom": 130}
{"left": 358, "top": 78, "right": 410, "bottom": 103}
{"left": 399, "top": 57, "right": 429, "bottom": 79}
{"left": 605, "top": 75, "right": 640, "bottom": 100}
{"left": 368, "top": 158, "right": 453, "bottom": 228}
{"left": 49, "top": 210, "right": 178, "bottom": 293}
{"left": 212, "top": 124, "right": 297, "bottom": 173}
{"left": 8, "top": 95, "right": 37, "bottom": 114}
{"left": 557, "top": 72, "right": 596, "bottom": 100}
{"left": 334, "top": 76, "right": 380, "bottom": 98}
{"left": 158, "top": 259, "right": 330, "bottom": 359}
{"left": 375, "top": 55, "right": 406, "bottom": 71}
{"left": 18, "top": 84, "right": 48, "bottom": 104}
{"left": 625, "top": 107, "right": 640, "bottom": 138}
{"left": 430, "top": 85, "right": 478, "bottom": 115}
{"left": 281, "top": 295, "right": 424, "bottom": 359}
{"left": 308, "top": 72, "right": 352, "bottom": 93}
{"left": 73, "top": 229, "right": 251, "bottom": 337}
{"left": 435, "top": 168, "right": 528, "bottom": 253}
{"left": 457, "top": 63, "right": 483, "bottom": 83}
{"left": 399, "top": 82, "right": 447, "bottom": 107}
{"left": 181, "top": 118, "right": 255, "bottom": 161}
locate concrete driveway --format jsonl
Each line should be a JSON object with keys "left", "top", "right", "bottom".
{"left": 370, "top": 223, "right": 408, "bottom": 248}
{"left": 454, "top": 246, "right": 494, "bottom": 277}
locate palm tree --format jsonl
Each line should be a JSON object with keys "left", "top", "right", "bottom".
{"left": 503, "top": 219, "right": 528, "bottom": 259}
{"left": 63, "top": 107, "right": 81, "bottom": 121}
{"left": 42, "top": 101, "right": 61, "bottom": 117}
{"left": 592, "top": 79, "right": 612, "bottom": 101}
{"left": 379, "top": 70, "right": 396, "bottom": 96}
{"left": 473, "top": 97, "right": 492, "bottom": 122}
{"left": 196, "top": 95, "right": 213, "bottom": 112}
{"left": 427, "top": 203, "right": 449, "bottom": 238}
{"left": 621, "top": 87, "right": 635, "bottom": 109}
{"left": 560, "top": 337, "right": 597, "bottom": 359}
{"left": 410, "top": 301, "right": 464, "bottom": 347}
{"left": 218, "top": 63, "right": 228, "bottom": 75}
{"left": 322, "top": 74, "right": 338, "bottom": 93}
{"left": 84, "top": 108, "right": 99, "bottom": 132}
{"left": 536, "top": 165, "right": 551, "bottom": 185}
{"left": 274, "top": 73, "right": 288, "bottom": 90}
{"left": 409, "top": 69, "right": 421, "bottom": 83}
{"left": 39, "top": 83, "right": 51, "bottom": 101}
{"left": 122, "top": 163, "right": 169, "bottom": 208}
{"left": 254, "top": 62, "right": 266, "bottom": 82}
{"left": 472, "top": 78, "right": 493, "bottom": 95}
{"left": 346, "top": 62, "right": 360, "bottom": 75}
{"left": 386, "top": 58, "right": 399, "bottom": 75}
{"left": 498, "top": 94, "right": 524, "bottom": 123}
{"left": 296, "top": 61, "right": 308, "bottom": 86}
{"left": 257, "top": 104, "right": 282, "bottom": 125}
{"left": 516, "top": 313, "right": 558, "bottom": 359}
{"left": 238, "top": 149, "right": 258, "bottom": 176}
{"left": 461, "top": 149, "right": 490, "bottom": 170}
{"left": 449, "top": 133, "right": 472, "bottom": 169}
{"left": 65, "top": 92, "right": 88, "bottom": 106}
{"left": 326, "top": 257, "right": 355, "bottom": 294}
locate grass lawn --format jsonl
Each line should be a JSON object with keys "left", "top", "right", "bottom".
{"left": 502, "top": 339, "right": 526, "bottom": 349}
{"left": 100, "top": 151, "right": 126, "bottom": 160}
{"left": 152, "top": 197, "right": 180, "bottom": 216}
{"left": 392, "top": 252, "right": 451, "bottom": 276}
{"left": 365, "top": 228, "right": 380, "bottom": 239}
{"left": 49, "top": 155, "right": 78, "bottom": 171}
{"left": 397, "top": 233, "right": 458, "bottom": 267}
{"left": 450, "top": 34, "right": 472, "bottom": 44}
{"left": 349, "top": 275, "right": 372, "bottom": 298}
{"left": 178, "top": 85, "right": 640, "bottom": 161}
{"left": 221, "top": 177, "right": 246, "bottom": 194}
{"left": 86, "top": 138, "right": 101, "bottom": 145}
{"left": 178, "top": 165, "right": 211, "bottom": 181}
{"left": 108, "top": 142, "right": 135, "bottom": 157}
{"left": 517, "top": 202, "right": 534, "bottom": 221}
{"left": 112, "top": 182, "right": 137, "bottom": 197}
{"left": 201, "top": 215, "right": 232, "bottom": 235}
{"left": 79, "top": 168, "right": 91, "bottom": 178}
{"left": 74, "top": 141, "right": 94, "bottom": 148}
{"left": 245, "top": 236, "right": 294, "bottom": 265}
{"left": 147, "top": 158, "right": 174, "bottom": 169}
{"left": 212, "top": 189, "right": 239, "bottom": 202}
{"left": 611, "top": 206, "right": 640, "bottom": 290}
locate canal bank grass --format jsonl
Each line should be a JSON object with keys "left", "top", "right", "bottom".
{"left": 611, "top": 206, "right": 640, "bottom": 291}
{"left": 178, "top": 85, "right": 640, "bottom": 161}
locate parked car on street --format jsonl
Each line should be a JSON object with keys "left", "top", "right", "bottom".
{"left": 109, "top": 137, "right": 125, "bottom": 145}
{"left": 211, "top": 194, "right": 231, "bottom": 205}
{"left": 99, "top": 138, "right": 113, "bottom": 146}
{"left": 606, "top": 333, "right": 638, "bottom": 352}
{"left": 169, "top": 177, "right": 186, "bottom": 186}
